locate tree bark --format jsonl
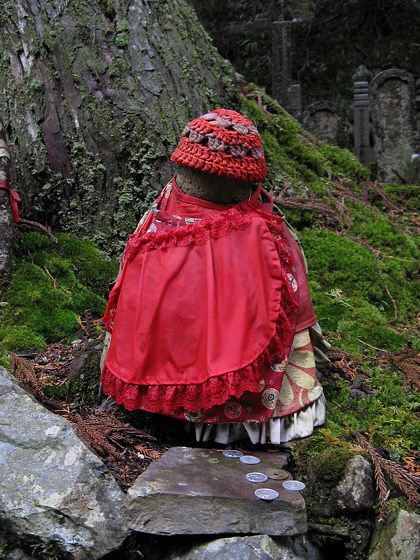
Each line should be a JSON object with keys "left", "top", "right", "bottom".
{"left": 0, "top": 0, "right": 238, "bottom": 253}
{"left": 0, "top": 121, "right": 13, "bottom": 291}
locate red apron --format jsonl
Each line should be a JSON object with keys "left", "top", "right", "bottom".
{"left": 102, "top": 178, "right": 318, "bottom": 422}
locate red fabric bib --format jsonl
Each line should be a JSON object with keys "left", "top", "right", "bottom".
{"left": 102, "top": 191, "right": 298, "bottom": 414}
{"left": 106, "top": 218, "right": 281, "bottom": 385}
{"left": 165, "top": 178, "right": 316, "bottom": 332}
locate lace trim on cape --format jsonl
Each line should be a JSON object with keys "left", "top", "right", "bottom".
{"left": 102, "top": 206, "right": 252, "bottom": 332}
{"left": 101, "top": 201, "right": 298, "bottom": 414}
{"left": 102, "top": 294, "right": 295, "bottom": 414}
{"left": 124, "top": 206, "right": 251, "bottom": 263}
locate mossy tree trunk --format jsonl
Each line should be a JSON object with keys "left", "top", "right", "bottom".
{"left": 0, "top": 120, "right": 13, "bottom": 291}
{"left": 0, "top": 0, "right": 238, "bottom": 253}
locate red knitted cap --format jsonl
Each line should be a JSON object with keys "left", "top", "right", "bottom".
{"left": 171, "top": 108, "right": 266, "bottom": 183}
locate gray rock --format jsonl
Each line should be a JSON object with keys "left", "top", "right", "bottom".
{"left": 167, "top": 534, "right": 320, "bottom": 560}
{"left": 125, "top": 447, "right": 307, "bottom": 536}
{"left": 0, "top": 367, "right": 130, "bottom": 560}
{"left": 368, "top": 509, "right": 420, "bottom": 560}
{"left": 329, "top": 455, "right": 375, "bottom": 513}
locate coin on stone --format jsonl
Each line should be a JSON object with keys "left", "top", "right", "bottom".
{"left": 246, "top": 472, "right": 269, "bottom": 483}
{"left": 282, "top": 480, "right": 306, "bottom": 491}
{"left": 223, "top": 450, "right": 243, "bottom": 458}
{"left": 265, "top": 468, "right": 289, "bottom": 480}
{"left": 240, "top": 455, "right": 261, "bottom": 465}
{"left": 255, "top": 488, "right": 279, "bottom": 501}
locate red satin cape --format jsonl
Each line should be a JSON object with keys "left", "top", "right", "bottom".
{"left": 102, "top": 198, "right": 298, "bottom": 414}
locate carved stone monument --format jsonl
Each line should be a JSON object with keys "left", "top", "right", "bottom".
{"left": 410, "top": 153, "right": 420, "bottom": 185}
{"left": 302, "top": 101, "right": 344, "bottom": 146}
{"left": 272, "top": 20, "right": 293, "bottom": 108}
{"left": 287, "top": 82, "right": 303, "bottom": 119}
{"left": 370, "top": 69, "right": 416, "bottom": 182}
{"left": 352, "top": 65, "right": 375, "bottom": 166}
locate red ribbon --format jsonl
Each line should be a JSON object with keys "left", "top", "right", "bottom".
{"left": 0, "top": 180, "right": 20, "bottom": 222}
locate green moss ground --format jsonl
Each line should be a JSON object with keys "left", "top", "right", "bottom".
{"left": 0, "top": 233, "right": 119, "bottom": 354}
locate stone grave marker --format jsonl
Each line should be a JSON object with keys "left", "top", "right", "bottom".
{"left": 287, "top": 82, "right": 303, "bottom": 119}
{"left": 370, "top": 69, "right": 416, "bottom": 182}
{"left": 272, "top": 20, "right": 293, "bottom": 108}
{"left": 352, "top": 65, "right": 375, "bottom": 165}
{"left": 302, "top": 101, "right": 344, "bottom": 145}
{"left": 410, "top": 153, "right": 420, "bottom": 184}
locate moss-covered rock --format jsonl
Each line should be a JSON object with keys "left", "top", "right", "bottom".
{"left": 309, "top": 448, "right": 355, "bottom": 482}
{"left": 303, "top": 451, "right": 375, "bottom": 560}
{"left": 66, "top": 339, "right": 104, "bottom": 407}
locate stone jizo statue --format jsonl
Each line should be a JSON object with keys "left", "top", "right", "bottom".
{"left": 102, "top": 109, "right": 329, "bottom": 444}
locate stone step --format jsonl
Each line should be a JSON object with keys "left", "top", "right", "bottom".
{"left": 125, "top": 446, "right": 307, "bottom": 536}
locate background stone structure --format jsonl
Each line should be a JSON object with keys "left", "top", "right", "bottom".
{"left": 302, "top": 101, "right": 344, "bottom": 146}
{"left": 370, "top": 69, "right": 416, "bottom": 182}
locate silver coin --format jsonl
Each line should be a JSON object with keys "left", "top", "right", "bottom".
{"left": 223, "top": 450, "right": 243, "bottom": 458}
{"left": 246, "top": 472, "right": 268, "bottom": 483}
{"left": 240, "top": 455, "right": 261, "bottom": 465}
{"left": 282, "top": 480, "right": 306, "bottom": 491}
{"left": 255, "top": 488, "right": 279, "bottom": 501}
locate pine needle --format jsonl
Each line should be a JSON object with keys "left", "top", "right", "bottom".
{"left": 355, "top": 431, "right": 420, "bottom": 523}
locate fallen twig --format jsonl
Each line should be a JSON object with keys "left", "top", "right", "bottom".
{"left": 44, "top": 266, "right": 71, "bottom": 294}
{"left": 391, "top": 168, "right": 408, "bottom": 185}
{"left": 372, "top": 181, "right": 402, "bottom": 211}
{"left": 355, "top": 431, "right": 420, "bottom": 523}
{"left": 16, "top": 218, "right": 58, "bottom": 242}
{"left": 388, "top": 349, "right": 420, "bottom": 391}
{"left": 9, "top": 354, "right": 46, "bottom": 400}
{"left": 355, "top": 339, "right": 390, "bottom": 353}
{"left": 76, "top": 315, "right": 90, "bottom": 336}
{"left": 373, "top": 254, "right": 398, "bottom": 323}
{"left": 340, "top": 234, "right": 416, "bottom": 263}
{"left": 325, "top": 184, "right": 353, "bottom": 230}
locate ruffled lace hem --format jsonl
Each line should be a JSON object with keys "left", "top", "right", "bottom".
{"left": 101, "top": 294, "right": 295, "bottom": 414}
{"left": 101, "top": 200, "right": 298, "bottom": 414}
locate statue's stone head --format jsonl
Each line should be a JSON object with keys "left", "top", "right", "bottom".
{"left": 171, "top": 108, "right": 266, "bottom": 205}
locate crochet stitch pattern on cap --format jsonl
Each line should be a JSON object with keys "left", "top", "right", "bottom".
{"left": 171, "top": 108, "right": 266, "bottom": 182}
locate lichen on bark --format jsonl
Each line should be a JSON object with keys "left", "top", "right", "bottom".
{"left": 0, "top": 0, "right": 239, "bottom": 253}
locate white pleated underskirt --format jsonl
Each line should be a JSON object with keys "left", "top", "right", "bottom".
{"left": 192, "top": 390, "right": 326, "bottom": 445}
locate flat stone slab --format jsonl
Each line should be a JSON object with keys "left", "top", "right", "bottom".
{"left": 125, "top": 446, "right": 307, "bottom": 536}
